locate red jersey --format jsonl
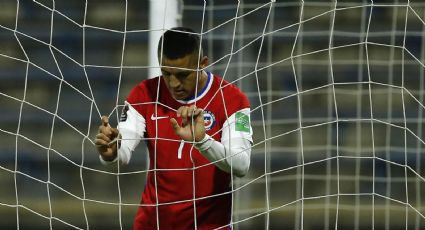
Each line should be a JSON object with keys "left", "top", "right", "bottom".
{"left": 125, "top": 73, "right": 250, "bottom": 230}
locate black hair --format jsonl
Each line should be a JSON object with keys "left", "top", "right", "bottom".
{"left": 157, "top": 27, "right": 202, "bottom": 60}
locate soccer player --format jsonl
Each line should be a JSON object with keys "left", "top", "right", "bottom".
{"left": 94, "top": 27, "right": 253, "bottom": 230}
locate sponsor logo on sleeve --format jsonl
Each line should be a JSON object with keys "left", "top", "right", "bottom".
{"left": 203, "top": 110, "right": 216, "bottom": 131}
{"left": 235, "top": 112, "right": 250, "bottom": 133}
{"left": 120, "top": 105, "right": 129, "bottom": 122}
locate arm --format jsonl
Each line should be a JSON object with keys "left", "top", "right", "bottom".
{"left": 95, "top": 102, "right": 146, "bottom": 165}
{"left": 170, "top": 106, "right": 252, "bottom": 177}
{"left": 194, "top": 108, "right": 252, "bottom": 177}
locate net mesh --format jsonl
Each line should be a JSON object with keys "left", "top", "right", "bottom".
{"left": 0, "top": 0, "right": 424, "bottom": 229}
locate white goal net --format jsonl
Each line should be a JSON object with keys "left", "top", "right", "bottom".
{"left": 0, "top": 0, "right": 424, "bottom": 229}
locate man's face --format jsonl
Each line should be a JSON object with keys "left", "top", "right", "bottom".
{"left": 160, "top": 53, "right": 208, "bottom": 100}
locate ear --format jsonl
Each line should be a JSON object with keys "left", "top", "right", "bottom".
{"left": 199, "top": 56, "right": 209, "bottom": 70}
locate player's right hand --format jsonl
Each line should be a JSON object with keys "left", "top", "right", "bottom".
{"left": 95, "top": 116, "right": 119, "bottom": 161}
{"left": 170, "top": 105, "right": 205, "bottom": 142}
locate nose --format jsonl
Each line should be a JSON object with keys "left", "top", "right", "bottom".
{"left": 168, "top": 75, "right": 181, "bottom": 88}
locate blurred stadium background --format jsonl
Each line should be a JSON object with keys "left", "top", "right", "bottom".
{"left": 0, "top": 0, "right": 425, "bottom": 229}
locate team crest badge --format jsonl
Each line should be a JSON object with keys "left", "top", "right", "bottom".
{"left": 203, "top": 110, "right": 216, "bottom": 130}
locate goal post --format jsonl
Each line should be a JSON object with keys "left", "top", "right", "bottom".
{"left": 148, "top": 0, "right": 182, "bottom": 78}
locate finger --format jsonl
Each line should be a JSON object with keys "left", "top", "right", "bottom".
{"left": 194, "top": 109, "right": 205, "bottom": 125}
{"left": 107, "top": 138, "right": 118, "bottom": 147}
{"left": 188, "top": 105, "right": 197, "bottom": 116}
{"left": 99, "top": 116, "right": 110, "bottom": 133}
{"left": 111, "top": 127, "right": 119, "bottom": 138}
{"left": 95, "top": 140, "right": 110, "bottom": 147}
{"left": 101, "top": 116, "right": 109, "bottom": 127}
{"left": 95, "top": 137, "right": 110, "bottom": 147}
{"left": 176, "top": 107, "right": 184, "bottom": 118}
{"left": 189, "top": 105, "right": 197, "bottom": 112}
{"left": 98, "top": 125, "right": 112, "bottom": 136}
{"left": 96, "top": 133, "right": 112, "bottom": 143}
{"left": 170, "top": 118, "right": 180, "bottom": 133}
{"left": 187, "top": 105, "right": 198, "bottom": 125}
{"left": 180, "top": 107, "right": 189, "bottom": 126}
{"left": 95, "top": 133, "right": 118, "bottom": 149}
{"left": 193, "top": 108, "right": 203, "bottom": 117}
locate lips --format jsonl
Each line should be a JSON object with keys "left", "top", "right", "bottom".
{"left": 171, "top": 90, "right": 187, "bottom": 100}
{"left": 173, "top": 90, "right": 186, "bottom": 96}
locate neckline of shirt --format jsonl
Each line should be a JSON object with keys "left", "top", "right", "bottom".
{"left": 176, "top": 71, "right": 213, "bottom": 104}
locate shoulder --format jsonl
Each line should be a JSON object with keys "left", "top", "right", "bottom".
{"left": 215, "top": 75, "right": 249, "bottom": 105}
{"left": 213, "top": 75, "right": 247, "bottom": 98}
{"left": 127, "top": 77, "right": 160, "bottom": 104}
{"left": 211, "top": 74, "right": 250, "bottom": 114}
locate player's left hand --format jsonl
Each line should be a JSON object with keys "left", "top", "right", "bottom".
{"left": 170, "top": 105, "right": 205, "bottom": 142}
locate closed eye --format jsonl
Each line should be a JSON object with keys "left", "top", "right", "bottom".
{"left": 176, "top": 72, "right": 190, "bottom": 79}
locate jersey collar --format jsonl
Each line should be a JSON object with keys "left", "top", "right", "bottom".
{"left": 176, "top": 71, "right": 213, "bottom": 104}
